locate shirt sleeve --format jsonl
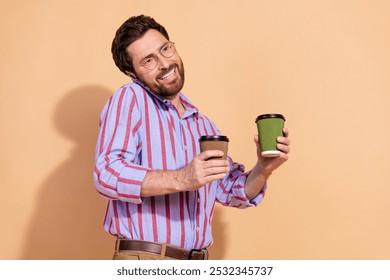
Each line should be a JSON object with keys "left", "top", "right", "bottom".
{"left": 215, "top": 156, "right": 266, "bottom": 208}
{"left": 93, "top": 85, "right": 149, "bottom": 204}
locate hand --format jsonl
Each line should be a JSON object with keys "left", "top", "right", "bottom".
{"left": 255, "top": 127, "right": 290, "bottom": 177}
{"left": 178, "top": 150, "right": 230, "bottom": 191}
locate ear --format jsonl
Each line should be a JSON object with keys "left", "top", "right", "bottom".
{"left": 126, "top": 71, "right": 137, "bottom": 79}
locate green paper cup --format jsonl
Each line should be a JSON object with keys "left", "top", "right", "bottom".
{"left": 255, "top": 114, "right": 285, "bottom": 157}
{"left": 199, "top": 135, "right": 229, "bottom": 160}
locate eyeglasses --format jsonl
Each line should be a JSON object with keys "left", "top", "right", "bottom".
{"left": 139, "top": 42, "right": 176, "bottom": 70}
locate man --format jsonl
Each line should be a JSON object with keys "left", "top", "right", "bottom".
{"left": 94, "top": 15, "right": 290, "bottom": 260}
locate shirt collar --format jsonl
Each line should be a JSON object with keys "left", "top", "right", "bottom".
{"left": 133, "top": 78, "right": 199, "bottom": 118}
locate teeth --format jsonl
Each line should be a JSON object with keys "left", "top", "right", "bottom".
{"left": 161, "top": 69, "right": 175, "bottom": 80}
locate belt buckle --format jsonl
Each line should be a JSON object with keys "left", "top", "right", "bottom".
{"left": 188, "top": 248, "right": 208, "bottom": 260}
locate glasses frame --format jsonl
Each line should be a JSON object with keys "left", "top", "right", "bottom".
{"left": 139, "top": 42, "right": 176, "bottom": 70}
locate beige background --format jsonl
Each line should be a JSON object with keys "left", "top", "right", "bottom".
{"left": 1, "top": 0, "right": 389, "bottom": 260}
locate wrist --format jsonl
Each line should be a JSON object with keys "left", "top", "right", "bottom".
{"left": 173, "top": 169, "right": 187, "bottom": 192}
{"left": 255, "top": 160, "right": 272, "bottom": 180}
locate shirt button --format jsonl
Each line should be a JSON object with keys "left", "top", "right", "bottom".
{"left": 197, "top": 198, "right": 200, "bottom": 203}
{"left": 184, "top": 145, "right": 187, "bottom": 150}
{"left": 196, "top": 227, "right": 200, "bottom": 232}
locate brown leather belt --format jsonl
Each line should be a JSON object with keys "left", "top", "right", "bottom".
{"left": 117, "top": 239, "right": 208, "bottom": 260}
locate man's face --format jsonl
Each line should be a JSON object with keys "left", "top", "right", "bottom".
{"left": 127, "top": 29, "right": 185, "bottom": 98}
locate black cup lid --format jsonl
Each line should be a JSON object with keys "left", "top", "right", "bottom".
{"left": 199, "top": 135, "right": 229, "bottom": 142}
{"left": 255, "top": 114, "right": 285, "bottom": 122}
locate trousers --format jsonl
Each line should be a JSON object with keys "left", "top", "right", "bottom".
{"left": 113, "top": 250, "right": 177, "bottom": 260}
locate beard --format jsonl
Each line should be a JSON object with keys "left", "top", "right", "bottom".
{"left": 136, "top": 60, "right": 185, "bottom": 98}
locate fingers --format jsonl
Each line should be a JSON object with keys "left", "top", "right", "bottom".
{"left": 183, "top": 153, "right": 229, "bottom": 191}
{"left": 204, "top": 172, "right": 228, "bottom": 183}
{"left": 282, "top": 127, "right": 289, "bottom": 137}
{"left": 194, "top": 150, "right": 230, "bottom": 176}
{"left": 203, "top": 159, "right": 230, "bottom": 174}
{"left": 277, "top": 135, "right": 290, "bottom": 146}
{"left": 199, "top": 152, "right": 230, "bottom": 175}
{"left": 198, "top": 150, "right": 225, "bottom": 161}
{"left": 277, "top": 143, "right": 290, "bottom": 155}
{"left": 277, "top": 128, "right": 290, "bottom": 154}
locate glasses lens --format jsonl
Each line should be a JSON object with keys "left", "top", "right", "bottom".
{"left": 141, "top": 57, "right": 157, "bottom": 70}
{"left": 161, "top": 42, "right": 175, "bottom": 58}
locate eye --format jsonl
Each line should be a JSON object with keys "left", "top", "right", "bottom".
{"left": 161, "top": 45, "right": 170, "bottom": 54}
{"left": 142, "top": 57, "right": 154, "bottom": 66}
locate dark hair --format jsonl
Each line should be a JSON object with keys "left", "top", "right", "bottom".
{"left": 111, "top": 15, "right": 170, "bottom": 75}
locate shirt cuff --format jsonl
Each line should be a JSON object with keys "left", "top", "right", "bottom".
{"left": 116, "top": 164, "right": 150, "bottom": 204}
{"left": 247, "top": 183, "right": 267, "bottom": 206}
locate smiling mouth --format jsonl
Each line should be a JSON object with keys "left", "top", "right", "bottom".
{"left": 159, "top": 68, "right": 176, "bottom": 80}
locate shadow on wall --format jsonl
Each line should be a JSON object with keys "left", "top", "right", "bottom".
{"left": 21, "top": 84, "right": 228, "bottom": 259}
{"left": 22, "top": 85, "right": 113, "bottom": 259}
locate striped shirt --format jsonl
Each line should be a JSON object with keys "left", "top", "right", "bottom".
{"left": 93, "top": 80, "right": 265, "bottom": 250}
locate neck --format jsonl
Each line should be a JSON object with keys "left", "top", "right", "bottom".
{"left": 170, "top": 95, "right": 186, "bottom": 117}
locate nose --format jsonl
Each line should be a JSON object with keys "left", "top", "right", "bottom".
{"left": 157, "top": 55, "right": 170, "bottom": 70}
